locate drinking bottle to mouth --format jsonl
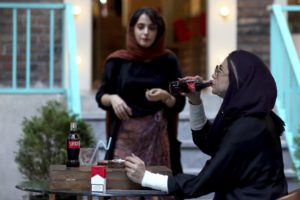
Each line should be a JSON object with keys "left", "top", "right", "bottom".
{"left": 169, "top": 79, "right": 212, "bottom": 95}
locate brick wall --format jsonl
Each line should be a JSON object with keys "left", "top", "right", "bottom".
{"left": 170, "top": 37, "right": 206, "bottom": 77}
{"left": 0, "top": 0, "right": 275, "bottom": 88}
{"left": 237, "top": 0, "right": 273, "bottom": 66}
{"left": 0, "top": 0, "right": 63, "bottom": 88}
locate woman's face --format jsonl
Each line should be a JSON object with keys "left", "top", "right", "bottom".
{"left": 134, "top": 13, "right": 158, "bottom": 48}
{"left": 211, "top": 58, "right": 230, "bottom": 98}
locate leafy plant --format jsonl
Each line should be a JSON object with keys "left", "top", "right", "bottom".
{"left": 15, "top": 100, "right": 95, "bottom": 181}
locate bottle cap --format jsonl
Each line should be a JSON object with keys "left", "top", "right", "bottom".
{"left": 70, "top": 122, "right": 77, "bottom": 130}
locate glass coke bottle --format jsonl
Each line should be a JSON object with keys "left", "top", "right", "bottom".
{"left": 169, "top": 79, "right": 212, "bottom": 95}
{"left": 66, "top": 122, "right": 80, "bottom": 167}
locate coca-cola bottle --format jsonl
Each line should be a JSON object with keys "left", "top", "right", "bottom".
{"left": 169, "top": 79, "right": 212, "bottom": 95}
{"left": 66, "top": 122, "right": 80, "bottom": 167}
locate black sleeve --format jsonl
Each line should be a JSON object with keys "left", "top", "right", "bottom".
{"left": 168, "top": 119, "right": 259, "bottom": 198}
{"left": 168, "top": 143, "right": 238, "bottom": 198}
{"left": 191, "top": 121, "right": 215, "bottom": 155}
{"left": 164, "top": 54, "right": 186, "bottom": 114}
{"left": 95, "top": 59, "right": 119, "bottom": 111}
{"left": 163, "top": 54, "right": 186, "bottom": 175}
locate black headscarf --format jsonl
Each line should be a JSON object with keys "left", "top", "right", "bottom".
{"left": 206, "top": 50, "right": 285, "bottom": 154}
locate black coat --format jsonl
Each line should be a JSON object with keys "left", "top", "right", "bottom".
{"left": 96, "top": 54, "right": 186, "bottom": 175}
{"left": 168, "top": 115, "right": 288, "bottom": 199}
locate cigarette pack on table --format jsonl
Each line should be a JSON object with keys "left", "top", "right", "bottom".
{"left": 91, "top": 165, "right": 106, "bottom": 192}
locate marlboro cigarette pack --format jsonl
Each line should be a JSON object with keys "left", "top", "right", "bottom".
{"left": 91, "top": 165, "right": 106, "bottom": 192}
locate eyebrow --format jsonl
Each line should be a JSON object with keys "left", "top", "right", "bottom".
{"left": 136, "top": 22, "right": 156, "bottom": 26}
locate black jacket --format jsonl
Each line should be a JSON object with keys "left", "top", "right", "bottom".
{"left": 96, "top": 54, "right": 186, "bottom": 175}
{"left": 168, "top": 115, "right": 288, "bottom": 199}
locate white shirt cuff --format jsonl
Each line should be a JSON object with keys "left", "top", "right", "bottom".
{"left": 189, "top": 102, "right": 207, "bottom": 130}
{"left": 141, "top": 170, "right": 168, "bottom": 192}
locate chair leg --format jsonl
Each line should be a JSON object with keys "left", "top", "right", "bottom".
{"left": 48, "top": 194, "right": 56, "bottom": 200}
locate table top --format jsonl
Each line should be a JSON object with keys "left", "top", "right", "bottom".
{"left": 16, "top": 181, "right": 169, "bottom": 197}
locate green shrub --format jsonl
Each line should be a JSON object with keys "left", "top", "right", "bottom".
{"left": 15, "top": 100, "right": 95, "bottom": 181}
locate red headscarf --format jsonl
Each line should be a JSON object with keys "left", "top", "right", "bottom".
{"left": 105, "top": 13, "right": 173, "bottom": 62}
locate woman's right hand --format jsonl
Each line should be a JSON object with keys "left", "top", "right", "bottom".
{"left": 179, "top": 75, "right": 203, "bottom": 105}
{"left": 110, "top": 95, "right": 132, "bottom": 120}
{"left": 125, "top": 154, "right": 146, "bottom": 184}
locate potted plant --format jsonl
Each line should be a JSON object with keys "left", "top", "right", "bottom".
{"left": 15, "top": 100, "right": 95, "bottom": 187}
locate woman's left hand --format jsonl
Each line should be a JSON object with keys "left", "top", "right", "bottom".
{"left": 145, "top": 88, "right": 169, "bottom": 102}
{"left": 125, "top": 154, "right": 146, "bottom": 184}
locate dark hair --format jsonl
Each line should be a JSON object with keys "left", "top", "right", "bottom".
{"left": 128, "top": 7, "right": 166, "bottom": 46}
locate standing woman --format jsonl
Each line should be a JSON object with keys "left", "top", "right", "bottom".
{"left": 125, "top": 50, "right": 288, "bottom": 200}
{"left": 96, "top": 7, "right": 186, "bottom": 175}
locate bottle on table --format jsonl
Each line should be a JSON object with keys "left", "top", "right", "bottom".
{"left": 66, "top": 121, "right": 80, "bottom": 167}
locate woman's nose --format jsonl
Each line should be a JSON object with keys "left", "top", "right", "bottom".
{"left": 143, "top": 27, "right": 149, "bottom": 34}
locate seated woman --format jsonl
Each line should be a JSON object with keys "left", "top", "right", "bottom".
{"left": 124, "top": 50, "right": 288, "bottom": 200}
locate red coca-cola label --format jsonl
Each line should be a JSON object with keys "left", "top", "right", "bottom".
{"left": 68, "top": 140, "right": 80, "bottom": 148}
{"left": 187, "top": 81, "right": 196, "bottom": 92}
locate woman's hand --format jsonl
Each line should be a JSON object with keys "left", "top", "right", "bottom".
{"left": 145, "top": 88, "right": 175, "bottom": 107}
{"left": 179, "top": 75, "right": 204, "bottom": 105}
{"left": 125, "top": 154, "right": 146, "bottom": 184}
{"left": 110, "top": 95, "right": 132, "bottom": 120}
{"left": 145, "top": 88, "right": 168, "bottom": 102}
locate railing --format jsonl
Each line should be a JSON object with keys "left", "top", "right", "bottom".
{"left": 271, "top": 5, "right": 300, "bottom": 179}
{"left": 0, "top": 3, "right": 81, "bottom": 118}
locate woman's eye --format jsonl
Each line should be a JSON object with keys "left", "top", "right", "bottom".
{"left": 136, "top": 24, "right": 157, "bottom": 31}
{"left": 149, "top": 25, "right": 157, "bottom": 31}
{"left": 136, "top": 24, "right": 145, "bottom": 29}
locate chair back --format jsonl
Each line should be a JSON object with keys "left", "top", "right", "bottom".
{"left": 277, "top": 188, "right": 300, "bottom": 200}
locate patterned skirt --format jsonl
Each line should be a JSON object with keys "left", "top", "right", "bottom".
{"left": 114, "top": 110, "right": 170, "bottom": 168}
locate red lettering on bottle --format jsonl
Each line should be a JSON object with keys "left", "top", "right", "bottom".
{"left": 68, "top": 141, "right": 80, "bottom": 148}
{"left": 187, "top": 81, "right": 195, "bottom": 92}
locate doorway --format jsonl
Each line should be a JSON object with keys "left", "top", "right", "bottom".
{"left": 92, "top": 0, "right": 207, "bottom": 89}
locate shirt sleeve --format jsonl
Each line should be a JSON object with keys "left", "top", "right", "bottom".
{"left": 141, "top": 170, "right": 169, "bottom": 192}
{"left": 189, "top": 102, "right": 207, "bottom": 130}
